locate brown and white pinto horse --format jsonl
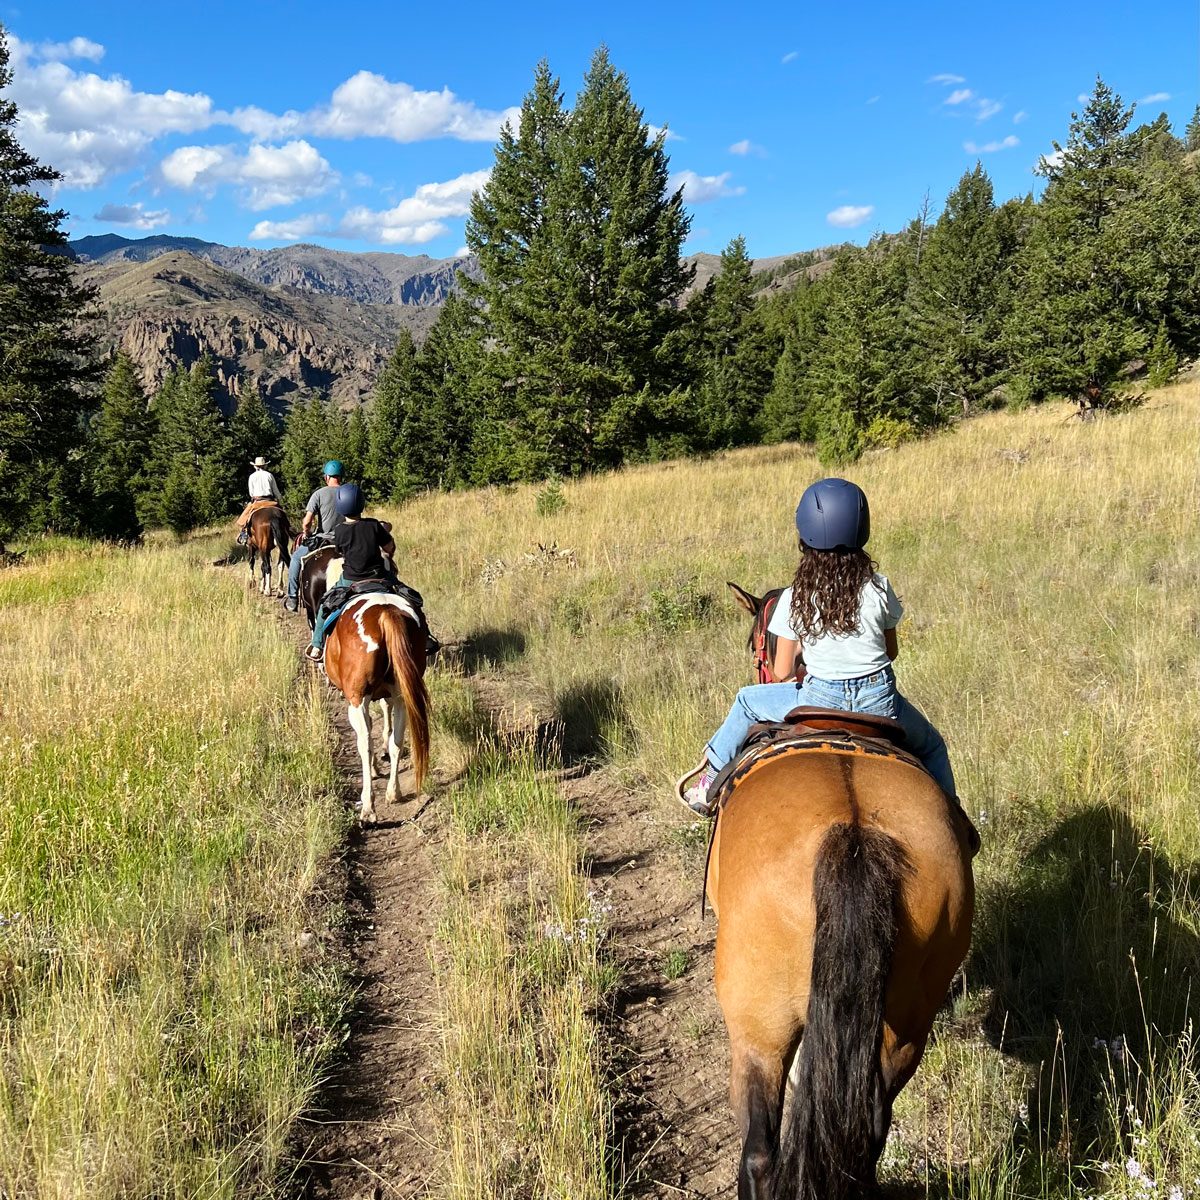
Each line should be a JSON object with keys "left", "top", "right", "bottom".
{"left": 247, "top": 504, "right": 292, "bottom": 597}
{"left": 707, "top": 749, "right": 973, "bottom": 1199}
{"left": 324, "top": 594, "right": 430, "bottom": 824}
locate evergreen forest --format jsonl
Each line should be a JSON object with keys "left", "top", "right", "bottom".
{"left": 4, "top": 37, "right": 1198, "bottom": 540}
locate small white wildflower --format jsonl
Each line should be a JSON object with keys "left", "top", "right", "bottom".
{"left": 1126, "top": 1158, "right": 1143, "bottom": 1180}
{"left": 1167, "top": 1186, "right": 1182, "bottom": 1200}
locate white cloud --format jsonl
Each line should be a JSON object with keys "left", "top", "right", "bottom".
{"left": 945, "top": 88, "right": 974, "bottom": 106}
{"left": 94, "top": 201, "right": 171, "bottom": 229}
{"left": 1013, "top": 110, "right": 1029, "bottom": 124}
{"left": 928, "top": 73, "right": 966, "bottom": 85}
{"left": 338, "top": 168, "right": 488, "bottom": 242}
{"left": 453, "top": 245, "right": 471, "bottom": 258}
{"left": 646, "top": 123, "right": 683, "bottom": 142}
{"left": 9, "top": 34, "right": 217, "bottom": 186}
{"left": 229, "top": 71, "right": 519, "bottom": 143}
{"left": 31, "top": 37, "right": 105, "bottom": 62}
{"left": 7, "top": 36, "right": 517, "bottom": 189}
{"left": 826, "top": 204, "right": 874, "bottom": 228}
{"left": 866, "top": 95, "right": 881, "bottom": 105}
{"left": 1038, "top": 148, "right": 1066, "bottom": 172}
{"left": 976, "top": 98, "right": 1003, "bottom": 121}
{"left": 965, "top": 135, "right": 1020, "bottom": 153}
{"left": 249, "top": 214, "right": 330, "bottom": 241}
{"left": 1138, "top": 91, "right": 1171, "bottom": 105}
{"left": 670, "top": 170, "right": 745, "bottom": 203}
{"left": 253, "top": 168, "right": 490, "bottom": 245}
{"left": 1077, "top": 93, "right": 1091, "bottom": 105}
{"left": 158, "top": 140, "right": 337, "bottom": 209}
{"left": 728, "top": 138, "right": 766, "bottom": 157}
{"left": 781, "top": 51, "right": 798, "bottom": 64}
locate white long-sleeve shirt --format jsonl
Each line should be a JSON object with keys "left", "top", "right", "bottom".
{"left": 248, "top": 469, "right": 282, "bottom": 501}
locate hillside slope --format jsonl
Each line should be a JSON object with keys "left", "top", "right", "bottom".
{"left": 84, "top": 251, "right": 439, "bottom": 408}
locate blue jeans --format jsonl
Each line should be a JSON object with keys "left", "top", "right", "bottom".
{"left": 286, "top": 544, "right": 308, "bottom": 601}
{"left": 705, "top": 666, "right": 956, "bottom": 798}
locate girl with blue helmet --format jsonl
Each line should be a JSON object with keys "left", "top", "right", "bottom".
{"left": 681, "top": 478, "right": 959, "bottom": 817}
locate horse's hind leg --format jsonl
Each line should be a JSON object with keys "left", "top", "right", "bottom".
{"left": 347, "top": 700, "right": 376, "bottom": 824}
{"left": 385, "top": 692, "right": 407, "bottom": 805}
{"left": 371, "top": 698, "right": 391, "bottom": 779}
{"left": 729, "top": 1037, "right": 789, "bottom": 1200}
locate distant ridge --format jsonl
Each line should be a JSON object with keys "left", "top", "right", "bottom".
{"left": 74, "top": 233, "right": 836, "bottom": 410}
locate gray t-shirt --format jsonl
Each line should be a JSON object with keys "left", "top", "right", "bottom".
{"left": 767, "top": 573, "right": 903, "bottom": 681}
{"left": 305, "top": 485, "right": 345, "bottom": 534}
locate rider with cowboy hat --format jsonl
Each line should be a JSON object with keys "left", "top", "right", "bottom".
{"left": 235, "top": 456, "right": 282, "bottom": 545}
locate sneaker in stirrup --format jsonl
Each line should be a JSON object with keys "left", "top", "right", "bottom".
{"left": 675, "top": 760, "right": 715, "bottom": 816}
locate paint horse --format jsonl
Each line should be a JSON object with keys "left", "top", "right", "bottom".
{"left": 706, "top": 585, "right": 975, "bottom": 1200}
{"left": 247, "top": 504, "right": 292, "bottom": 597}
{"left": 324, "top": 592, "right": 430, "bottom": 825}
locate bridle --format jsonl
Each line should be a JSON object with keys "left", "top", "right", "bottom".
{"left": 750, "top": 588, "right": 785, "bottom": 684}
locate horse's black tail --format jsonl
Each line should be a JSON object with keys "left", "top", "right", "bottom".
{"left": 268, "top": 509, "right": 290, "bottom": 573}
{"left": 773, "top": 823, "right": 907, "bottom": 1200}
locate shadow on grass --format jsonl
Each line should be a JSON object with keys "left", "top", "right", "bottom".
{"left": 454, "top": 627, "right": 528, "bottom": 673}
{"left": 908, "top": 802, "right": 1200, "bottom": 1197}
{"left": 553, "top": 678, "right": 632, "bottom": 766}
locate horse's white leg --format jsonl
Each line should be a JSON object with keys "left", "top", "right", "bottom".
{"left": 372, "top": 698, "right": 391, "bottom": 778}
{"left": 347, "top": 700, "right": 376, "bottom": 823}
{"left": 385, "top": 692, "right": 407, "bottom": 805}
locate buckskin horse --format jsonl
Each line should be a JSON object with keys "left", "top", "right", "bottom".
{"left": 708, "top": 586, "right": 975, "bottom": 1199}
{"left": 247, "top": 504, "right": 292, "bottom": 597}
{"left": 323, "top": 593, "right": 430, "bottom": 825}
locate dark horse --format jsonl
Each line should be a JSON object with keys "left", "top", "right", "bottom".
{"left": 728, "top": 582, "right": 790, "bottom": 683}
{"left": 298, "top": 543, "right": 339, "bottom": 630}
{"left": 248, "top": 505, "right": 292, "bottom": 597}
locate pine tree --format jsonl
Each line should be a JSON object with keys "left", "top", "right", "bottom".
{"left": 466, "top": 48, "right": 692, "bottom": 479}
{"left": 280, "top": 394, "right": 333, "bottom": 511}
{"left": 1185, "top": 104, "right": 1200, "bottom": 152}
{"left": 0, "top": 26, "right": 99, "bottom": 535}
{"left": 229, "top": 378, "right": 280, "bottom": 480}
{"left": 365, "top": 329, "right": 420, "bottom": 499}
{"left": 913, "top": 165, "right": 1008, "bottom": 415}
{"left": 344, "top": 406, "right": 369, "bottom": 488}
{"left": 413, "top": 294, "right": 485, "bottom": 488}
{"left": 147, "top": 355, "right": 234, "bottom": 528}
{"left": 689, "top": 236, "right": 778, "bottom": 449}
{"left": 1146, "top": 321, "right": 1178, "bottom": 387}
{"left": 1005, "top": 78, "right": 1147, "bottom": 405}
{"left": 762, "top": 274, "right": 833, "bottom": 443}
{"left": 88, "top": 353, "right": 156, "bottom": 539}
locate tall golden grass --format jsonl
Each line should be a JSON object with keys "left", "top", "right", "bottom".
{"left": 389, "top": 379, "right": 1199, "bottom": 1197}
{"left": 0, "top": 541, "right": 345, "bottom": 1198}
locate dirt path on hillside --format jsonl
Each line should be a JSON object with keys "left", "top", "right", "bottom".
{"left": 234, "top": 581, "right": 445, "bottom": 1200}
{"left": 565, "top": 769, "right": 739, "bottom": 1198}
{"left": 237, "top": 566, "right": 739, "bottom": 1197}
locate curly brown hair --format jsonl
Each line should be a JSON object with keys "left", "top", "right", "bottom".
{"left": 788, "top": 544, "right": 880, "bottom": 640}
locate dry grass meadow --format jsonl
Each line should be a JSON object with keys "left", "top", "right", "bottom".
{"left": 1, "top": 376, "right": 1197, "bottom": 1197}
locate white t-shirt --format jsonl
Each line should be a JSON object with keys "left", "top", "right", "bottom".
{"left": 248, "top": 469, "right": 281, "bottom": 500}
{"left": 767, "top": 573, "right": 903, "bottom": 681}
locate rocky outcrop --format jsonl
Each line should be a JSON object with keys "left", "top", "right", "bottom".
{"left": 85, "top": 251, "right": 436, "bottom": 410}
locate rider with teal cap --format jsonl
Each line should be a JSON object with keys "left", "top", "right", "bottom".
{"left": 285, "top": 460, "right": 345, "bottom": 612}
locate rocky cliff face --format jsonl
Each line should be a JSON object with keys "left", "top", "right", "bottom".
{"left": 84, "top": 251, "right": 438, "bottom": 410}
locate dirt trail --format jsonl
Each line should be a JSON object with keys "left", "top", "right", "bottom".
{"left": 566, "top": 769, "right": 739, "bottom": 1198}
{"left": 237, "top": 582, "right": 445, "bottom": 1200}
{"left": 240, "top": 567, "right": 739, "bottom": 1197}
{"left": 292, "top": 688, "right": 445, "bottom": 1200}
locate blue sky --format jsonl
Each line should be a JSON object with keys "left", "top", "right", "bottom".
{"left": 7, "top": 0, "right": 1197, "bottom": 260}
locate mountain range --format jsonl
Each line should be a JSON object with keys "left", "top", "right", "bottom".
{"left": 70, "top": 234, "right": 828, "bottom": 410}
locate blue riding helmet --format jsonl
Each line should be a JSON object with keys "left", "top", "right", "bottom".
{"left": 322, "top": 459, "right": 344, "bottom": 478}
{"left": 795, "top": 478, "right": 871, "bottom": 550}
{"left": 334, "top": 482, "right": 365, "bottom": 517}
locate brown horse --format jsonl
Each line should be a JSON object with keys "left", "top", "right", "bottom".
{"left": 247, "top": 504, "right": 292, "bottom": 597}
{"left": 324, "top": 593, "right": 430, "bottom": 824}
{"left": 708, "top": 745, "right": 974, "bottom": 1200}
{"left": 728, "top": 582, "right": 790, "bottom": 684}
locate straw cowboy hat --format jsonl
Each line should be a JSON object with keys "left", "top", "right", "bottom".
{"left": 250, "top": 456, "right": 270, "bottom": 468}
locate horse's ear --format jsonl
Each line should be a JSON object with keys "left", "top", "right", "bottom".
{"left": 727, "top": 581, "right": 761, "bottom": 615}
